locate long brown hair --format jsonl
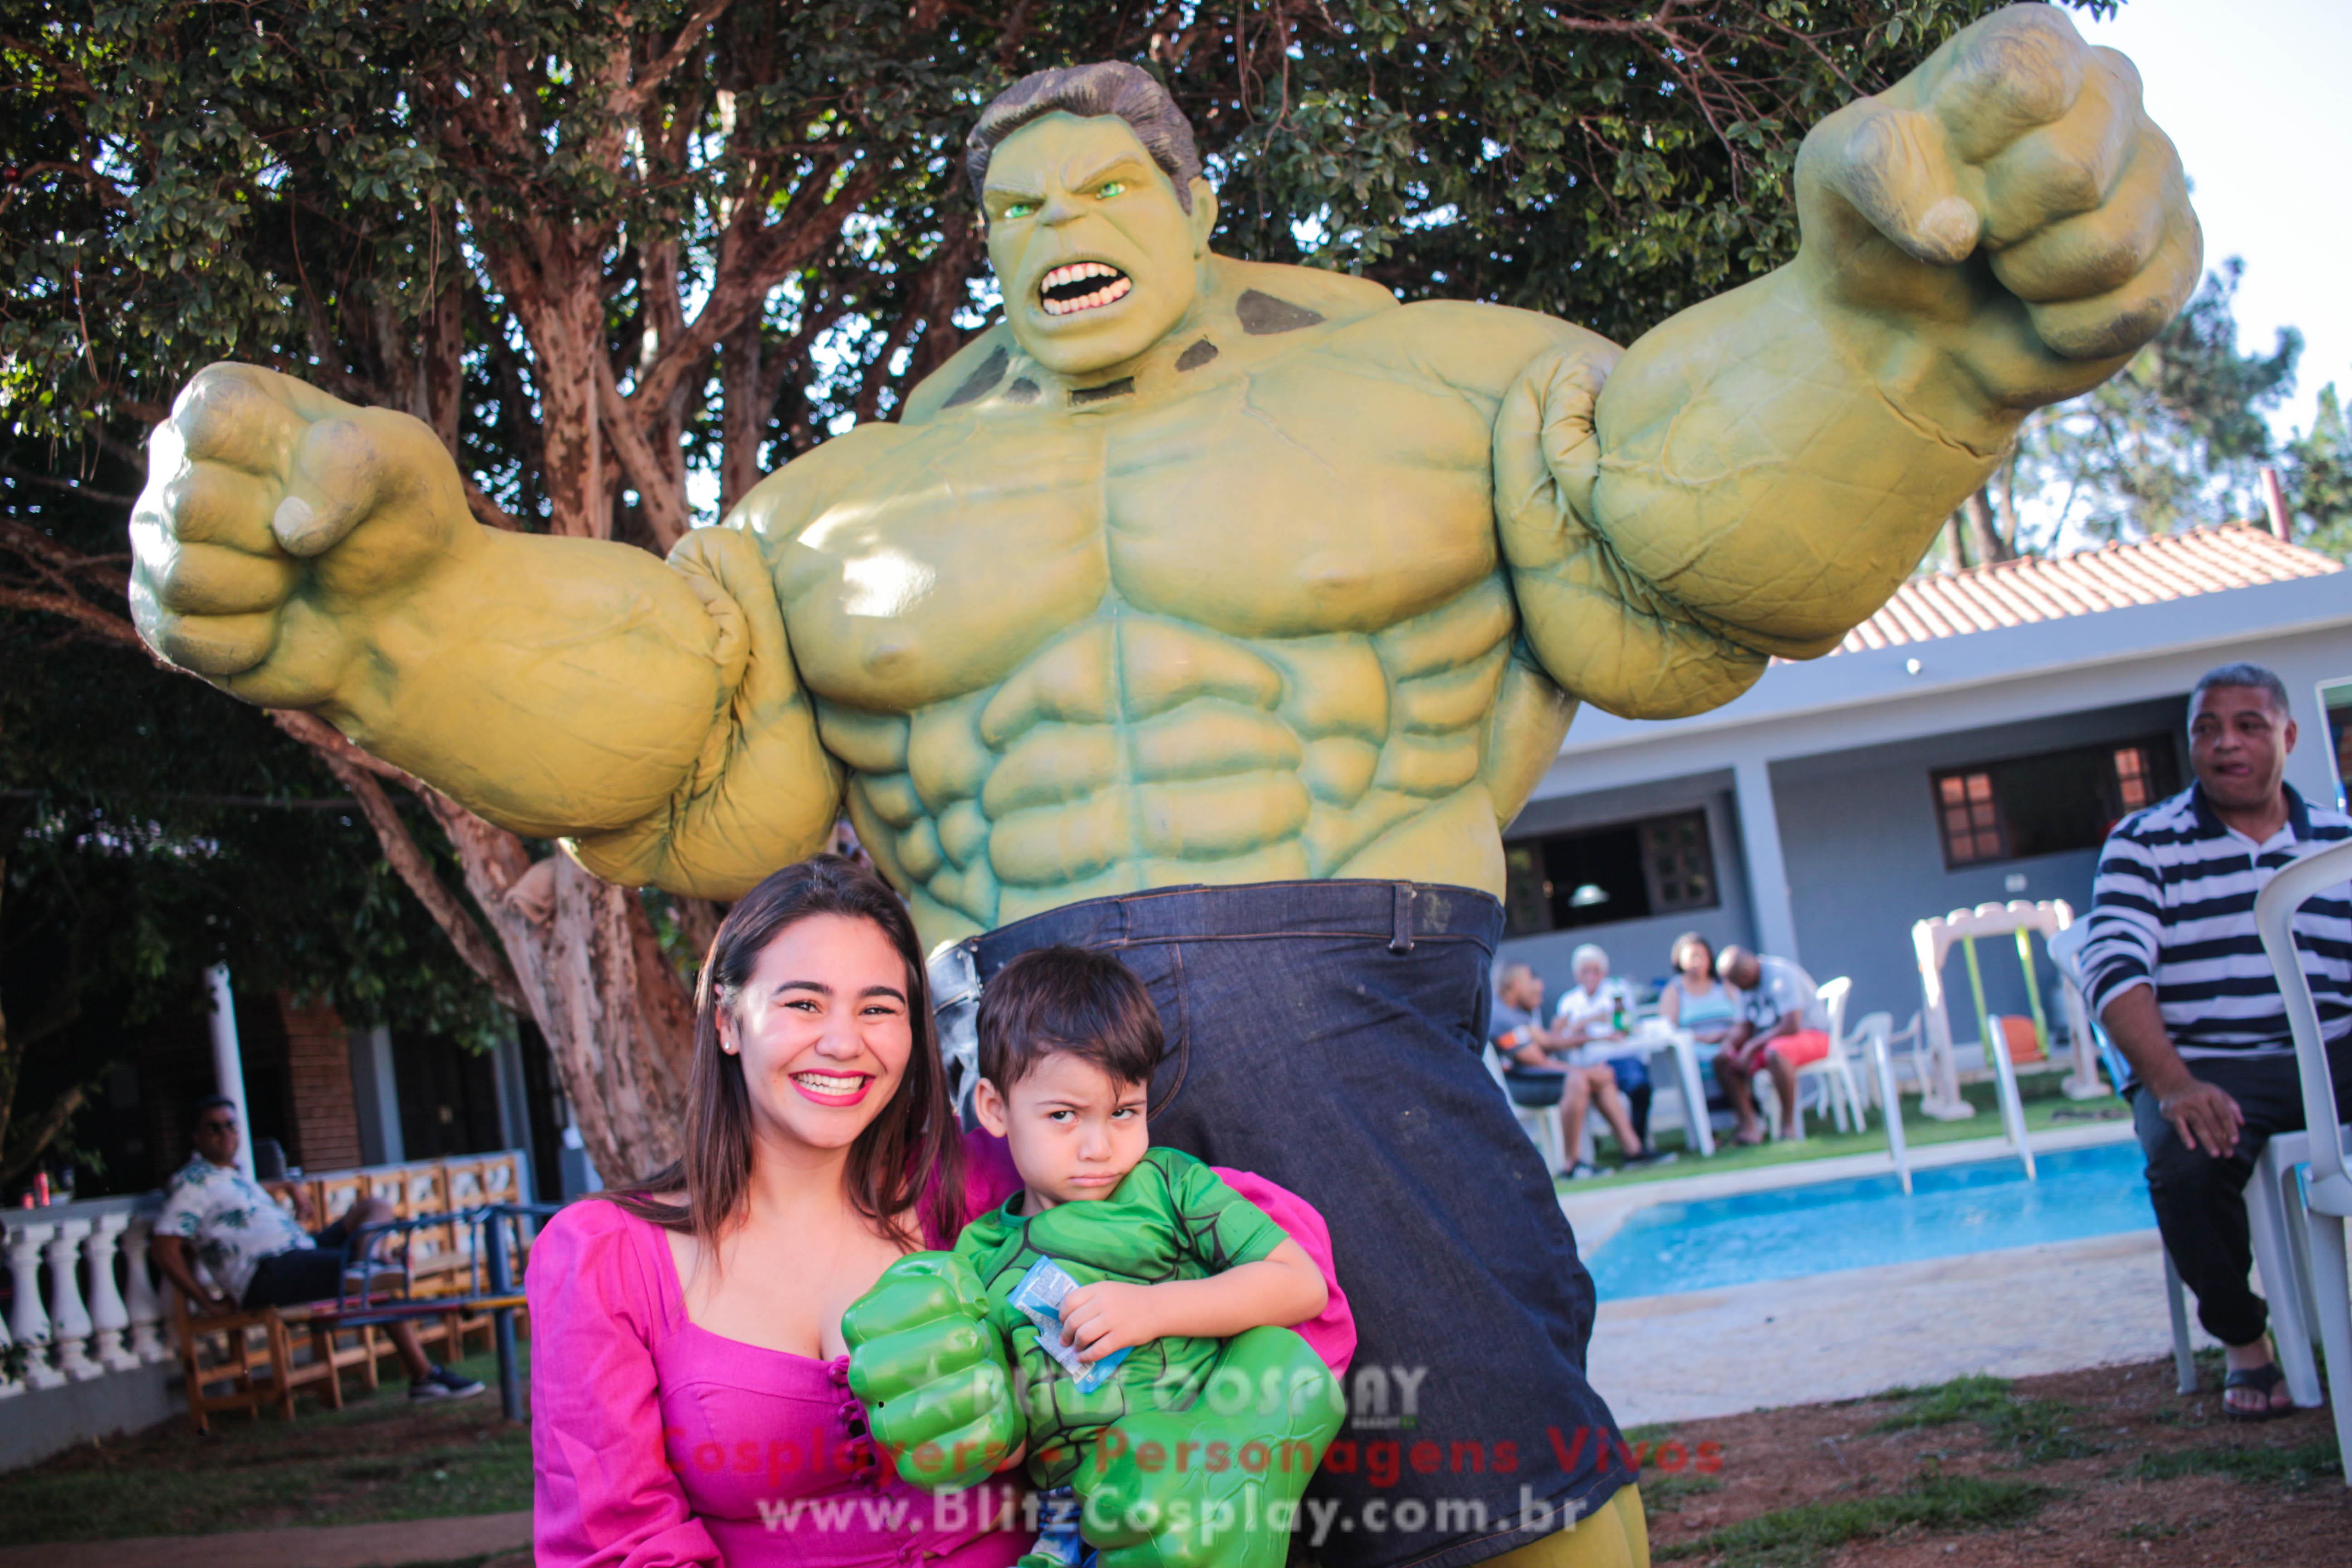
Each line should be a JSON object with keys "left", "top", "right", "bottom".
{"left": 607, "top": 855, "right": 964, "bottom": 1250}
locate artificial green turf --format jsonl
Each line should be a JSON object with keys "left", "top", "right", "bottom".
{"left": 1564, "top": 1072, "right": 2129, "bottom": 1192}
{"left": 0, "top": 1344, "right": 530, "bottom": 1542}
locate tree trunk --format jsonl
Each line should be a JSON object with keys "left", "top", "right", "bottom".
{"left": 1962, "top": 486, "right": 2013, "bottom": 566}
{"left": 426, "top": 798, "right": 695, "bottom": 1186}
{"left": 1940, "top": 509, "right": 1970, "bottom": 571}
{"left": 380, "top": 251, "right": 702, "bottom": 1184}
{"left": 719, "top": 314, "right": 766, "bottom": 513}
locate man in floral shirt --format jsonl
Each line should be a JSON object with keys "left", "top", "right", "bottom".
{"left": 152, "top": 1097, "right": 482, "bottom": 1402}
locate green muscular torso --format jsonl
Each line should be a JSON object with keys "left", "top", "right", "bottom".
{"left": 954, "top": 1147, "right": 1294, "bottom": 1488}
{"left": 730, "top": 260, "right": 1604, "bottom": 953}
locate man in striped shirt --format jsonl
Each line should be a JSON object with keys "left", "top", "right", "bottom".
{"left": 2083, "top": 662, "right": 2352, "bottom": 1420}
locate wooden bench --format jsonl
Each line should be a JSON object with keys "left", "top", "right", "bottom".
{"left": 170, "top": 1291, "right": 380, "bottom": 1435}
{"left": 249, "top": 1151, "right": 534, "bottom": 1392}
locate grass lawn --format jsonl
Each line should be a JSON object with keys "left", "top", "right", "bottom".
{"left": 1642, "top": 1361, "right": 2341, "bottom": 1566}
{"left": 0, "top": 1343, "right": 530, "bottom": 1542}
{"left": 1562, "top": 1070, "right": 2131, "bottom": 1192}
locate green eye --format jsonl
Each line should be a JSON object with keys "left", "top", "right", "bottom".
{"left": 1004, "top": 200, "right": 1039, "bottom": 220}
{"left": 1095, "top": 181, "right": 1125, "bottom": 200}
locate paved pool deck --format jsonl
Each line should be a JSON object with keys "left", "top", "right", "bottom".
{"left": 1564, "top": 1122, "right": 2214, "bottom": 1428}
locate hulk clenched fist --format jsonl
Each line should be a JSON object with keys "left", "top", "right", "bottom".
{"left": 130, "top": 11, "right": 2197, "bottom": 1566}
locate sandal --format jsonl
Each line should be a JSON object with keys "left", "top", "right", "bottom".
{"left": 2222, "top": 1362, "right": 2291, "bottom": 1422}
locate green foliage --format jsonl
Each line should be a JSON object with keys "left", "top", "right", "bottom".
{"left": 1993, "top": 251, "right": 2351, "bottom": 560}
{"left": 1, "top": 0, "right": 2107, "bottom": 1179}
{"left": 1655, "top": 1470, "right": 2058, "bottom": 1566}
{"left": 2282, "top": 383, "right": 2352, "bottom": 557}
{"left": 0, "top": 417, "right": 507, "bottom": 1189}
{"left": 2006, "top": 260, "right": 2311, "bottom": 548}
{"left": 5, "top": 0, "right": 2083, "bottom": 460}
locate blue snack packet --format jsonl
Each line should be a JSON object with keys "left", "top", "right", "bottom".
{"left": 1007, "top": 1256, "right": 1131, "bottom": 1394}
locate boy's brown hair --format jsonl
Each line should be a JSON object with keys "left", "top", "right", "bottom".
{"left": 976, "top": 946, "right": 1166, "bottom": 1092}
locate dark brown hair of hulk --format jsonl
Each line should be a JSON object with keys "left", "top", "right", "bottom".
{"left": 966, "top": 61, "right": 1204, "bottom": 212}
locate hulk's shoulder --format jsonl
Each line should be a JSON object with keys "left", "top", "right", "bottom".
{"left": 1323, "top": 298, "right": 1619, "bottom": 406}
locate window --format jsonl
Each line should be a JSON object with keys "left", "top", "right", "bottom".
{"left": 1931, "top": 736, "right": 2178, "bottom": 869}
{"left": 1503, "top": 808, "right": 1719, "bottom": 936}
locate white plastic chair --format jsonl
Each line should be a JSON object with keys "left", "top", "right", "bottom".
{"left": 2047, "top": 923, "right": 2328, "bottom": 1403}
{"left": 1786, "top": 977, "right": 1867, "bottom": 1138}
{"left": 1485, "top": 1045, "right": 1568, "bottom": 1175}
{"left": 2254, "top": 837, "right": 2352, "bottom": 1466}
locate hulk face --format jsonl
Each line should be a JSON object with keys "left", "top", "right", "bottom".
{"left": 982, "top": 112, "right": 1216, "bottom": 379}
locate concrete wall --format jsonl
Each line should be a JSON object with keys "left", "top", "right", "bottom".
{"left": 1771, "top": 694, "right": 2188, "bottom": 1029}
{"left": 0, "top": 1362, "right": 176, "bottom": 1472}
{"left": 1499, "top": 771, "right": 1754, "bottom": 1001}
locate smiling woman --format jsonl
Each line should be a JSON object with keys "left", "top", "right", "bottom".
{"left": 522, "top": 855, "right": 1352, "bottom": 1567}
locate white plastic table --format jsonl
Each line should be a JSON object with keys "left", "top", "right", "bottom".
{"left": 1625, "top": 1020, "right": 1716, "bottom": 1158}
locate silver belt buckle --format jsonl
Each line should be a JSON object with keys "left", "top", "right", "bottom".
{"left": 926, "top": 940, "right": 983, "bottom": 1121}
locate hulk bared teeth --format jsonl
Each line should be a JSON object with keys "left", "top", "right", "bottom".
{"left": 1039, "top": 261, "right": 1133, "bottom": 317}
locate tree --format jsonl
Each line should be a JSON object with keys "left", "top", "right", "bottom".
{"left": 0, "top": 430, "right": 509, "bottom": 1187}
{"left": 2004, "top": 259, "right": 2301, "bottom": 549}
{"left": 4, "top": 0, "right": 2080, "bottom": 1181}
{"left": 2280, "top": 383, "right": 2352, "bottom": 559}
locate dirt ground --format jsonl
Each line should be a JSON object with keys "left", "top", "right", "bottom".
{"left": 1638, "top": 1356, "right": 2345, "bottom": 1566}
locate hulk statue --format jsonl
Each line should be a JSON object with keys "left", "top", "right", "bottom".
{"left": 129, "top": 10, "right": 2196, "bottom": 1567}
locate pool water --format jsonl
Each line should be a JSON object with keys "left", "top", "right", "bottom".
{"left": 1585, "top": 1140, "right": 2153, "bottom": 1301}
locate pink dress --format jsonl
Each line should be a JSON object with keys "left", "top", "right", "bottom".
{"left": 530, "top": 1133, "right": 1356, "bottom": 1568}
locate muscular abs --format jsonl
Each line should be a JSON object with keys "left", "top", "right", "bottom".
{"left": 754, "top": 309, "right": 1583, "bottom": 949}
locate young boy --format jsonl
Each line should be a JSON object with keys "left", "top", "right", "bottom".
{"left": 848, "top": 946, "right": 1344, "bottom": 1568}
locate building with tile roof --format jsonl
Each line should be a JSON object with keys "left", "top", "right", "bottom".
{"left": 1835, "top": 525, "right": 2342, "bottom": 653}
{"left": 1497, "top": 524, "right": 2352, "bottom": 1104}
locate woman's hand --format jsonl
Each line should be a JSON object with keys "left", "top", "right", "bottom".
{"left": 1058, "top": 1281, "right": 1168, "bottom": 1363}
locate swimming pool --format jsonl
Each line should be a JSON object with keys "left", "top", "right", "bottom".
{"left": 1584, "top": 1140, "right": 2153, "bottom": 1301}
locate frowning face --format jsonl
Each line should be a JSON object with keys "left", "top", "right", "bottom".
{"left": 982, "top": 113, "right": 1216, "bottom": 379}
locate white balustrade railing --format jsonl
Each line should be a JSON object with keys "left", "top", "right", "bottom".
{"left": 0, "top": 1196, "right": 167, "bottom": 1396}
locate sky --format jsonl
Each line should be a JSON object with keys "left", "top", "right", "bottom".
{"left": 2076, "top": 0, "right": 2352, "bottom": 439}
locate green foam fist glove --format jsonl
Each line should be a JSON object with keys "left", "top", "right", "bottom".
{"left": 843, "top": 1252, "right": 1025, "bottom": 1491}
{"left": 1073, "top": 1326, "right": 1344, "bottom": 1568}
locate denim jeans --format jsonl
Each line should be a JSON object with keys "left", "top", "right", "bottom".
{"left": 2127, "top": 1043, "right": 2352, "bottom": 1347}
{"left": 941, "top": 879, "right": 1629, "bottom": 1568}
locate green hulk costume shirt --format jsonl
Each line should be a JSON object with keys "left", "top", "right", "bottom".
{"left": 958, "top": 1146, "right": 1289, "bottom": 1488}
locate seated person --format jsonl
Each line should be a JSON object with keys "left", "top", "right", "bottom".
{"left": 1714, "top": 946, "right": 1834, "bottom": 1146}
{"left": 1551, "top": 943, "right": 1653, "bottom": 1146}
{"left": 1658, "top": 932, "right": 1740, "bottom": 1047}
{"left": 1493, "top": 961, "right": 1646, "bottom": 1178}
{"left": 151, "top": 1097, "right": 484, "bottom": 1402}
{"left": 847, "top": 947, "right": 1342, "bottom": 1568}
{"left": 2085, "top": 663, "right": 2352, "bottom": 1420}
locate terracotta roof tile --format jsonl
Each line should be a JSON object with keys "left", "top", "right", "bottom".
{"left": 1830, "top": 525, "right": 2342, "bottom": 655}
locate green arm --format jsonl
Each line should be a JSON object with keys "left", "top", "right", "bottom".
{"left": 1499, "top": 6, "right": 2197, "bottom": 720}
{"left": 128, "top": 363, "right": 842, "bottom": 897}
